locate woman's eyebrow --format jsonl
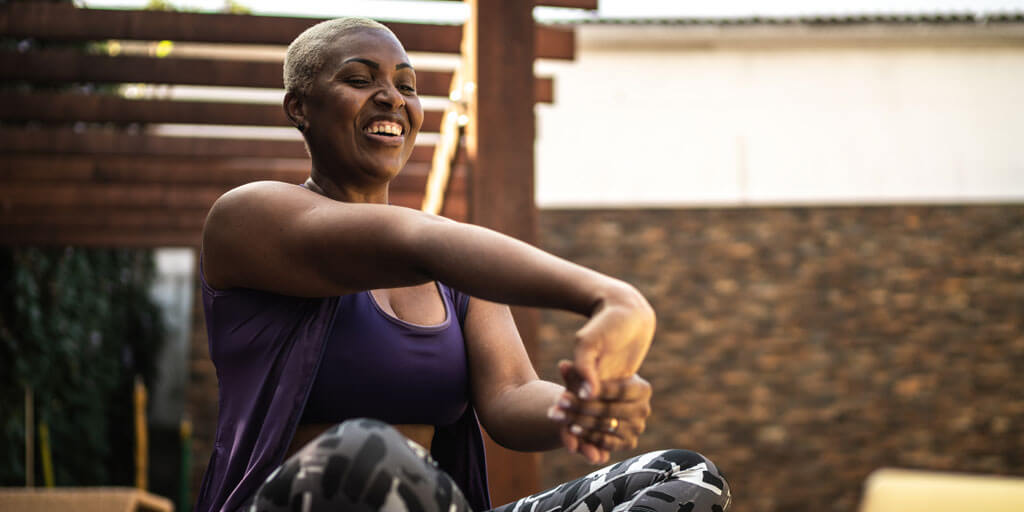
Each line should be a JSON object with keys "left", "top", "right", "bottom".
{"left": 342, "top": 58, "right": 414, "bottom": 71}
{"left": 343, "top": 57, "right": 379, "bottom": 69}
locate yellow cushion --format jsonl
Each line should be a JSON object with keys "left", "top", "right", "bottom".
{"left": 860, "top": 468, "right": 1024, "bottom": 512}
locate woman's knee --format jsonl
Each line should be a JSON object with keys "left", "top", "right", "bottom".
{"left": 639, "top": 449, "right": 730, "bottom": 508}
{"left": 255, "top": 418, "right": 458, "bottom": 512}
{"left": 657, "top": 449, "right": 725, "bottom": 473}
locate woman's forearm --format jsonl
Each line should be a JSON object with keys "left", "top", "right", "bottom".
{"left": 411, "top": 217, "right": 638, "bottom": 317}
{"left": 481, "top": 379, "right": 566, "bottom": 452}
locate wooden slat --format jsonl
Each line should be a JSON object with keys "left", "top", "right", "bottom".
{"left": 1, "top": 191, "right": 467, "bottom": 229}
{"left": 0, "top": 185, "right": 414, "bottom": 218}
{"left": 434, "top": 0, "right": 597, "bottom": 8}
{"left": 0, "top": 3, "right": 574, "bottom": 60}
{"left": 0, "top": 226, "right": 203, "bottom": 247}
{"left": 539, "top": 0, "right": 598, "bottom": 7}
{"left": 0, "top": 155, "right": 307, "bottom": 185}
{"left": 0, "top": 184, "right": 225, "bottom": 209}
{"left": 0, "top": 199, "right": 468, "bottom": 232}
{"left": 0, "top": 92, "right": 447, "bottom": 131}
{"left": 0, "top": 191, "right": 467, "bottom": 247}
{"left": 0, "top": 179, "right": 465, "bottom": 215}
{"left": 0, "top": 50, "right": 555, "bottom": 103}
{"left": 0, "top": 202, "right": 467, "bottom": 247}
{"left": 0, "top": 155, "right": 466, "bottom": 188}
{"left": 0, "top": 127, "right": 453, "bottom": 162}
{"left": 1, "top": 209, "right": 211, "bottom": 229}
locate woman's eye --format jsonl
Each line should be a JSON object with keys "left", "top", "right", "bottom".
{"left": 399, "top": 84, "right": 416, "bottom": 94}
{"left": 346, "top": 77, "right": 371, "bottom": 86}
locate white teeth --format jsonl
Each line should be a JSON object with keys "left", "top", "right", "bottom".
{"left": 365, "top": 122, "right": 402, "bottom": 136}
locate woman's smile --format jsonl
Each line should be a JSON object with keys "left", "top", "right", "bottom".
{"left": 360, "top": 117, "right": 407, "bottom": 147}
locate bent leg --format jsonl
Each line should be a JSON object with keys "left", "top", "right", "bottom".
{"left": 251, "top": 418, "right": 472, "bottom": 512}
{"left": 490, "top": 450, "right": 730, "bottom": 512}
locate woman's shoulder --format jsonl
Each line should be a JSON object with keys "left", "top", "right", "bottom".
{"left": 212, "top": 180, "right": 310, "bottom": 209}
{"left": 205, "top": 180, "right": 315, "bottom": 234}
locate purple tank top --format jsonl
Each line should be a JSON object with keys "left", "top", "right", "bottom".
{"left": 194, "top": 264, "right": 489, "bottom": 512}
{"left": 301, "top": 284, "right": 469, "bottom": 426}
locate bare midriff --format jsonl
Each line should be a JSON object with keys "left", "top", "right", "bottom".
{"left": 287, "top": 423, "right": 435, "bottom": 459}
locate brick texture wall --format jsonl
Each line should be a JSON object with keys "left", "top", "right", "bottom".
{"left": 536, "top": 205, "right": 1024, "bottom": 512}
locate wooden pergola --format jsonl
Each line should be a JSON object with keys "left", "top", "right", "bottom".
{"left": 0, "top": 0, "right": 594, "bottom": 503}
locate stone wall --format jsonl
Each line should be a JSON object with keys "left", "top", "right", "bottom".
{"left": 536, "top": 205, "right": 1024, "bottom": 512}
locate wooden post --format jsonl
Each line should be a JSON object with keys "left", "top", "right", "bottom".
{"left": 25, "top": 386, "right": 33, "bottom": 488}
{"left": 465, "top": 0, "right": 541, "bottom": 505}
{"left": 135, "top": 376, "right": 148, "bottom": 490}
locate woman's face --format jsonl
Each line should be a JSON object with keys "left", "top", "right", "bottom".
{"left": 301, "top": 28, "right": 423, "bottom": 185}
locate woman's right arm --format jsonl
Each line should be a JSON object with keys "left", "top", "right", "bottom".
{"left": 202, "top": 180, "right": 655, "bottom": 388}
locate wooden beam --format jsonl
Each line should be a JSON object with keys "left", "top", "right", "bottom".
{"left": 432, "top": 0, "right": 598, "bottom": 8}
{"left": 0, "top": 127, "right": 308, "bottom": 158}
{"left": 0, "top": 3, "right": 575, "bottom": 60}
{"left": 0, "top": 155, "right": 307, "bottom": 185}
{"left": 1, "top": 209, "right": 210, "bottom": 230}
{"left": 0, "top": 227, "right": 203, "bottom": 248}
{"left": 0, "top": 183, "right": 225, "bottom": 209}
{"left": 0, "top": 193, "right": 466, "bottom": 248}
{"left": 0, "top": 191, "right": 467, "bottom": 247}
{"left": 1, "top": 191, "right": 467, "bottom": 230}
{"left": 465, "top": 0, "right": 541, "bottom": 505}
{"left": 0, "top": 50, "right": 554, "bottom": 103}
{"left": 0, "top": 127, "right": 455, "bottom": 162}
{"left": 0, "top": 155, "right": 465, "bottom": 189}
{"left": 540, "top": 0, "right": 598, "bottom": 8}
{"left": 0, "top": 92, "right": 447, "bottom": 131}
{"left": 423, "top": 71, "right": 465, "bottom": 215}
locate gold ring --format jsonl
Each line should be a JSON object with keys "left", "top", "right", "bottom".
{"left": 607, "top": 418, "right": 619, "bottom": 433}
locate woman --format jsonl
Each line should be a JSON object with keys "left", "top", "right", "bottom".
{"left": 195, "top": 17, "right": 730, "bottom": 512}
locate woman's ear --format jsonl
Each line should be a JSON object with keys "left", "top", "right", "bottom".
{"left": 284, "top": 91, "right": 307, "bottom": 132}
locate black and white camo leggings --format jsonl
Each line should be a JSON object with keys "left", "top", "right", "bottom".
{"left": 250, "top": 418, "right": 731, "bottom": 512}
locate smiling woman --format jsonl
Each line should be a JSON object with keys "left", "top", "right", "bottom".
{"left": 195, "top": 16, "right": 729, "bottom": 512}
{"left": 280, "top": 19, "right": 422, "bottom": 192}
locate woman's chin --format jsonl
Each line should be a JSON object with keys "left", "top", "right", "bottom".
{"left": 361, "top": 160, "right": 406, "bottom": 183}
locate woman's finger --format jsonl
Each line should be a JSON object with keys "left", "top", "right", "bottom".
{"left": 558, "top": 361, "right": 651, "bottom": 404}
{"left": 575, "top": 439, "right": 610, "bottom": 465}
{"left": 558, "top": 359, "right": 586, "bottom": 397}
{"left": 591, "top": 374, "right": 652, "bottom": 402}
{"left": 568, "top": 415, "right": 644, "bottom": 438}
{"left": 570, "top": 425, "right": 636, "bottom": 452}
{"left": 559, "top": 424, "right": 579, "bottom": 455}
{"left": 559, "top": 396, "right": 651, "bottom": 420}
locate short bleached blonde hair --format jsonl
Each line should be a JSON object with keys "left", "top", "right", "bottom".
{"left": 284, "top": 17, "right": 396, "bottom": 97}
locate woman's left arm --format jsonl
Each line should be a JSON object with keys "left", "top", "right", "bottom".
{"left": 464, "top": 296, "right": 565, "bottom": 451}
{"left": 465, "top": 297, "right": 652, "bottom": 461}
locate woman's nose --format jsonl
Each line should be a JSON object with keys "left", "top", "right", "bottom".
{"left": 373, "top": 85, "right": 405, "bottom": 111}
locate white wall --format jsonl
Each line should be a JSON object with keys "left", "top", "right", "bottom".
{"left": 535, "top": 25, "right": 1024, "bottom": 207}
{"left": 148, "top": 248, "right": 195, "bottom": 427}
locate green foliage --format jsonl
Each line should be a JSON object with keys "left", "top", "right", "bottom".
{"left": 143, "top": 0, "right": 251, "bottom": 14}
{"left": 0, "top": 247, "right": 165, "bottom": 486}
{"left": 221, "top": 0, "right": 252, "bottom": 15}
{"left": 144, "top": 0, "right": 181, "bottom": 11}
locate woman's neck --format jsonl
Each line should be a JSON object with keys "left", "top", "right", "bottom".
{"left": 304, "top": 173, "right": 389, "bottom": 205}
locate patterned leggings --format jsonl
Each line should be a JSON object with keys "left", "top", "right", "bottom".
{"left": 250, "top": 418, "right": 731, "bottom": 512}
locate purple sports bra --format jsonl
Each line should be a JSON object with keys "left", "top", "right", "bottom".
{"left": 300, "top": 283, "right": 469, "bottom": 426}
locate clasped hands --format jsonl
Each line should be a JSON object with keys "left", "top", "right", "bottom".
{"left": 547, "top": 360, "right": 652, "bottom": 465}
